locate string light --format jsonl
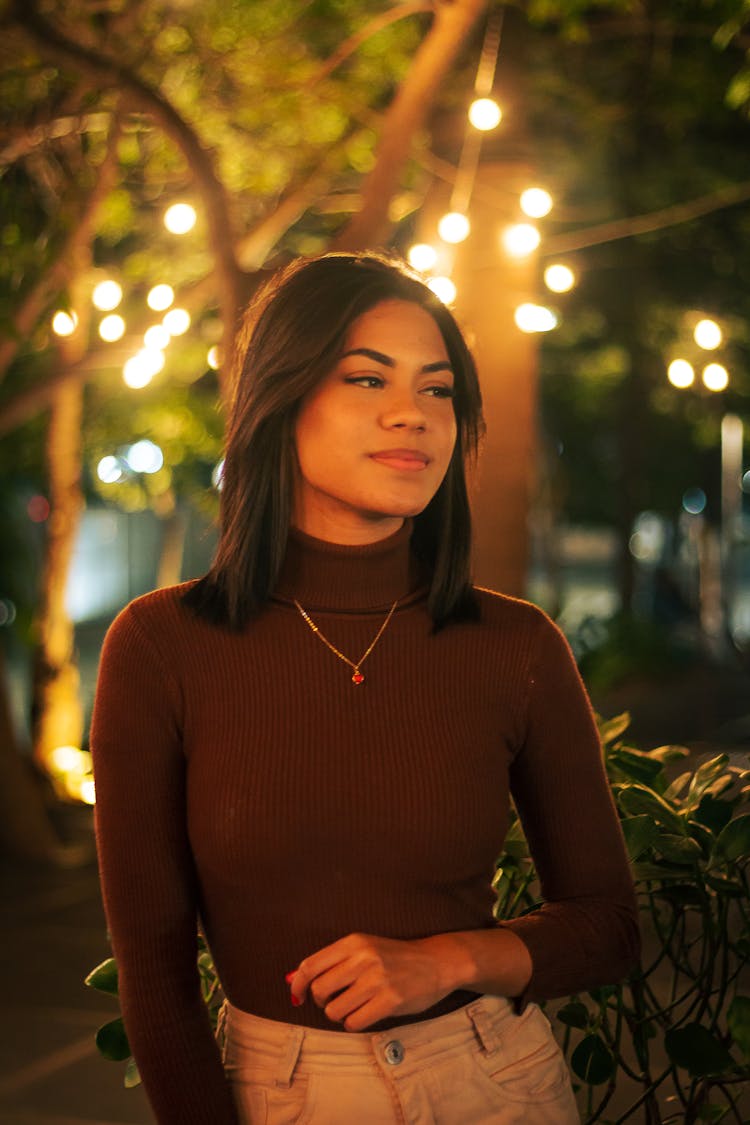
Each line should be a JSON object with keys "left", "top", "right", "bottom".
{"left": 163, "top": 308, "right": 190, "bottom": 335}
{"left": 544, "top": 264, "right": 575, "bottom": 293}
{"left": 126, "top": 440, "right": 164, "bottom": 474}
{"left": 97, "top": 456, "right": 124, "bottom": 483}
{"left": 694, "top": 319, "right": 722, "bottom": 350}
{"left": 144, "top": 324, "right": 171, "bottom": 350}
{"left": 514, "top": 304, "right": 558, "bottom": 333}
{"left": 438, "top": 212, "right": 471, "bottom": 244}
{"left": 52, "top": 310, "right": 78, "bottom": 337}
{"left": 702, "top": 363, "right": 729, "bottom": 392}
{"left": 98, "top": 314, "right": 126, "bottom": 342}
{"left": 428, "top": 277, "right": 457, "bottom": 305}
{"left": 407, "top": 244, "right": 438, "bottom": 272}
{"left": 520, "top": 188, "right": 553, "bottom": 218}
{"left": 92, "top": 280, "right": 123, "bottom": 311}
{"left": 207, "top": 346, "right": 221, "bottom": 370}
{"left": 147, "top": 284, "right": 174, "bottom": 312}
{"left": 123, "top": 349, "right": 165, "bottom": 388}
{"left": 667, "top": 359, "right": 695, "bottom": 388}
{"left": 164, "top": 203, "right": 197, "bottom": 234}
{"left": 501, "top": 224, "right": 541, "bottom": 257}
{"left": 468, "top": 98, "right": 502, "bottom": 131}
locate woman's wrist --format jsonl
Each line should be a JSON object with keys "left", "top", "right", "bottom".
{"left": 421, "top": 927, "right": 533, "bottom": 999}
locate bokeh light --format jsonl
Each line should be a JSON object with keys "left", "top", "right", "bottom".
{"left": 147, "top": 284, "right": 174, "bottom": 312}
{"left": 702, "top": 363, "right": 729, "bottom": 392}
{"left": 437, "top": 212, "right": 470, "bottom": 244}
{"left": 212, "top": 459, "right": 225, "bottom": 490}
{"left": 97, "top": 455, "right": 124, "bottom": 484}
{"left": 123, "top": 349, "right": 165, "bottom": 388}
{"left": 162, "top": 308, "right": 190, "bottom": 336}
{"left": 514, "top": 303, "right": 558, "bottom": 333}
{"left": 98, "top": 314, "right": 126, "bottom": 342}
{"left": 126, "top": 440, "right": 164, "bottom": 474}
{"left": 468, "top": 97, "right": 502, "bottom": 131}
{"left": 682, "top": 487, "right": 707, "bottom": 515}
{"left": 207, "top": 346, "right": 220, "bottom": 370}
{"left": 144, "top": 324, "right": 171, "bottom": 350}
{"left": 667, "top": 359, "right": 695, "bottom": 388}
{"left": 51, "top": 310, "right": 78, "bottom": 337}
{"left": 407, "top": 243, "right": 438, "bottom": 272}
{"left": 27, "top": 495, "right": 50, "bottom": 522}
{"left": 694, "top": 318, "right": 722, "bottom": 350}
{"left": 544, "top": 264, "right": 575, "bottom": 293}
{"left": 164, "top": 203, "right": 197, "bottom": 234}
{"left": 501, "top": 223, "right": 540, "bottom": 257}
{"left": 427, "top": 276, "right": 457, "bottom": 304}
{"left": 520, "top": 188, "right": 553, "bottom": 218}
{"left": 92, "top": 280, "right": 123, "bottom": 311}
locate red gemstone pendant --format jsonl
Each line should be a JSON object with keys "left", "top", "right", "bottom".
{"left": 352, "top": 670, "right": 365, "bottom": 685}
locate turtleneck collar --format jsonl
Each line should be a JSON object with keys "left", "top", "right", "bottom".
{"left": 273, "top": 519, "right": 425, "bottom": 613}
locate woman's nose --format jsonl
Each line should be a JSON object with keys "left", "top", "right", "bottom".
{"left": 380, "top": 393, "right": 427, "bottom": 430}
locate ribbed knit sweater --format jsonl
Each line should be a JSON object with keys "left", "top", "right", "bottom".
{"left": 90, "top": 521, "right": 639, "bottom": 1125}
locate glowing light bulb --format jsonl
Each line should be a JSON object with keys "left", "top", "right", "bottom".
{"left": 147, "top": 284, "right": 174, "bottom": 312}
{"left": 694, "top": 319, "right": 722, "bottom": 350}
{"left": 427, "top": 277, "right": 457, "bottom": 305}
{"left": 407, "top": 243, "right": 438, "bottom": 272}
{"left": 438, "top": 212, "right": 470, "bottom": 244}
{"left": 97, "top": 455, "right": 124, "bottom": 483}
{"left": 544, "top": 264, "right": 575, "bottom": 293}
{"left": 52, "top": 310, "right": 78, "bottom": 337}
{"left": 123, "top": 349, "right": 165, "bottom": 389}
{"left": 667, "top": 359, "right": 695, "bottom": 388}
{"left": 50, "top": 745, "right": 82, "bottom": 773}
{"left": 702, "top": 363, "right": 729, "bottom": 392}
{"left": 468, "top": 97, "right": 502, "bottom": 131}
{"left": 520, "top": 188, "right": 553, "bottom": 218}
{"left": 514, "top": 304, "right": 558, "bottom": 333}
{"left": 144, "top": 324, "right": 171, "bottom": 350}
{"left": 126, "top": 440, "right": 164, "bottom": 474}
{"left": 162, "top": 307, "right": 190, "bottom": 335}
{"left": 207, "top": 346, "right": 220, "bottom": 370}
{"left": 98, "top": 314, "right": 126, "bottom": 342}
{"left": 501, "top": 223, "right": 540, "bottom": 257}
{"left": 164, "top": 203, "right": 197, "bottom": 234}
{"left": 92, "top": 280, "right": 123, "bottom": 311}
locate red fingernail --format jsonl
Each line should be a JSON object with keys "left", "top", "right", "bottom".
{"left": 290, "top": 994, "right": 302, "bottom": 1007}
{"left": 285, "top": 971, "right": 296, "bottom": 984}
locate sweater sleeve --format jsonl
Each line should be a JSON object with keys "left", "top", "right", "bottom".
{"left": 90, "top": 602, "right": 239, "bottom": 1125}
{"left": 499, "top": 611, "right": 640, "bottom": 1005}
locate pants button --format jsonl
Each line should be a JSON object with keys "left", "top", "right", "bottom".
{"left": 384, "top": 1040, "right": 405, "bottom": 1066}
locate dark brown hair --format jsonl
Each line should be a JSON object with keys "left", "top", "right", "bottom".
{"left": 184, "top": 251, "right": 484, "bottom": 629}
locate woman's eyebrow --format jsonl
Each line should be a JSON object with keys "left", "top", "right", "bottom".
{"left": 341, "top": 347, "right": 453, "bottom": 374}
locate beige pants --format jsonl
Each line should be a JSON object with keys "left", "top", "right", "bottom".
{"left": 219, "top": 995, "right": 581, "bottom": 1124}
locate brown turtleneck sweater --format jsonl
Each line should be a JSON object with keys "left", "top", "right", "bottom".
{"left": 90, "top": 522, "right": 639, "bottom": 1125}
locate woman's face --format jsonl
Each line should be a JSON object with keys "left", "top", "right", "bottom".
{"left": 293, "top": 299, "right": 458, "bottom": 544}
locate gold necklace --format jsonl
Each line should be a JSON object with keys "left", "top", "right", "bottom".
{"left": 293, "top": 599, "right": 398, "bottom": 685}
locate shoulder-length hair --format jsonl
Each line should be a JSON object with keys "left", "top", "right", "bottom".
{"left": 184, "top": 251, "right": 484, "bottom": 630}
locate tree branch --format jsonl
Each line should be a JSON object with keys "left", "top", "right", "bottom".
{"left": 10, "top": 0, "right": 244, "bottom": 347}
{"left": 0, "top": 110, "right": 123, "bottom": 384}
{"left": 333, "top": 0, "right": 489, "bottom": 250}
{"left": 308, "top": 1, "right": 432, "bottom": 87}
{"left": 543, "top": 179, "right": 750, "bottom": 256}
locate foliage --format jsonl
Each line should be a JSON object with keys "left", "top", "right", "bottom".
{"left": 494, "top": 713, "right": 750, "bottom": 1123}
{"left": 86, "top": 713, "right": 750, "bottom": 1121}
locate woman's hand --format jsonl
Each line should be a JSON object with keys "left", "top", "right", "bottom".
{"left": 287, "top": 932, "right": 473, "bottom": 1031}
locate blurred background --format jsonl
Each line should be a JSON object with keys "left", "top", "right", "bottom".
{"left": 1, "top": 1, "right": 749, "bottom": 1121}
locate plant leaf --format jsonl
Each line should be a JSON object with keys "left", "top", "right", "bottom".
{"left": 727, "top": 996, "right": 750, "bottom": 1059}
{"left": 95, "top": 1017, "right": 131, "bottom": 1062}
{"left": 687, "top": 755, "right": 730, "bottom": 807}
{"left": 84, "top": 958, "right": 119, "bottom": 996}
{"left": 124, "top": 1056, "right": 142, "bottom": 1088}
{"left": 571, "top": 1034, "right": 616, "bottom": 1085}
{"left": 621, "top": 814, "right": 660, "bottom": 859}
{"left": 713, "top": 814, "right": 750, "bottom": 863}
{"left": 556, "top": 1000, "right": 590, "bottom": 1029}
{"left": 618, "top": 785, "right": 685, "bottom": 834}
{"left": 608, "top": 748, "right": 664, "bottom": 787}
{"left": 664, "top": 1023, "right": 735, "bottom": 1076}
{"left": 655, "top": 834, "right": 703, "bottom": 865}
{"left": 598, "top": 712, "right": 631, "bottom": 746}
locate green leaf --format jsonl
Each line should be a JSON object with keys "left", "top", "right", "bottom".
{"left": 84, "top": 958, "right": 119, "bottom": 996}
{"left": 655, "top": 834, "right": 703, "bottom": 865}
{"left": 95, "top": 1017, "right": 131, "bottom": 1062}
{"left": 571, "top": 1034, "right": 616, "bottom": 1085}
{"left": 634, "top": 861, "right": 694, "bottom": 882}
{"left": 608, "top": 748, "right": 663, "bottom": 786}
{"left": 664, "top": 1024, "right": 735, "bottom": 1077}
{"left": 664, "top": 771, "right": 693, "bottom": 801}
{"left": 727, "top": 996, "right": 750, "bottom": 1059}
{"left": 649, "top": 745, "right": 690, "bottom": 764}
{"left": 124, "top": 1056, "right": 142, "bottom": 1088}
{"left": 713, "top": 814, "right": 750, "bottom": 863}
{"left": 618, "top": 785, "right": 685, "bottom": 834}
{"left": 556, "top": 1000, "right": 590, "bottom": 1029}
{"left": 621, "top": 814, "right": 660, "bottom": 859}
{"left": 598, "top": 712, "right": 631, "bottom": 746}
{"left": 687, "top": 755, "right": 730, "bottom": 807}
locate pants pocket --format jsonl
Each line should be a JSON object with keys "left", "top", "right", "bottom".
{"left": 471, "top": 1006, "right": 578, "bottom": 1109}
{"left": 228, "top": 1068, "right": 317, "bottom": 1125}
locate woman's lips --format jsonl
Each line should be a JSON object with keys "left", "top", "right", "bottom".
{"left": 369, "top": 450, "right": 430, "bottom": 472}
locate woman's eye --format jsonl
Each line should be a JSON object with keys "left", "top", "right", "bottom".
{"left": 343, "top": 375, "right": 384, "bottom": 388}
{"left": 423, "top": 384, "right": 454, "bottom": 399}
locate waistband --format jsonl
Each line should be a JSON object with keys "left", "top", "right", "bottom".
{"left": 219, "top": 994, "right": 532, "bottom": 1087}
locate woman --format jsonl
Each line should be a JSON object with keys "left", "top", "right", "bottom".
{"left": 91, "top": 251, "right": 640, "bottom": 1125}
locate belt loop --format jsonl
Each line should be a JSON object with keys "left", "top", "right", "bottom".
{"left": 467, "top": 1000, "right": 501, "bottom": 1058}
{"left": 275, "top": 1025, "right": 305, "bottom": 1089}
